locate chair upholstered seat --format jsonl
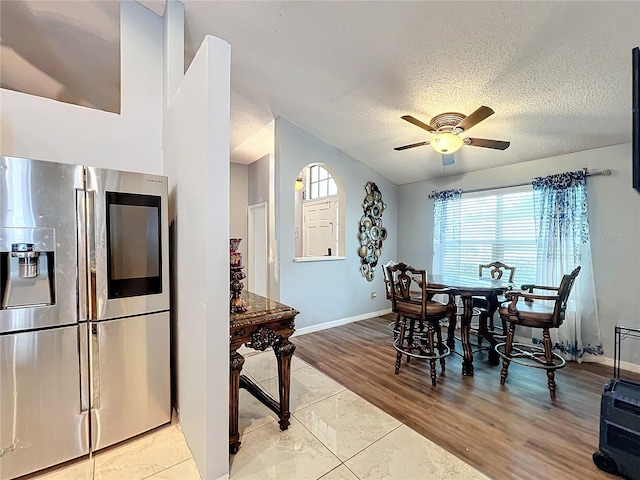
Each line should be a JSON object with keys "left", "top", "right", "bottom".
{"left": 498, "top": 301, "right": 555, "bottom": 327}
{"left": 396, "top": 299, "right": 450, "bottom": 318}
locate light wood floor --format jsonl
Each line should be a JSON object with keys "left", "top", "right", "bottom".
{"left": 293, "top": 314, "right": 622, "bottom": 480}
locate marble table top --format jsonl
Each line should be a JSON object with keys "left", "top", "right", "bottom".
{"left": 230, "top": 291, "right": 299, "bottom": 328}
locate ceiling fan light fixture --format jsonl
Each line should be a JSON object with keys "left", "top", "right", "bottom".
{"left": 431, "top": 132, "right": 464, "bottom": 154}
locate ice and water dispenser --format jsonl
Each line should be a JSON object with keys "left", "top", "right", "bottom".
{"left": 0, "top": 228, "right": 55, "bottom": 309}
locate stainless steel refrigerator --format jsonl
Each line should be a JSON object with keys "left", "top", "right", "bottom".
{"left": 0, "top": 156, "right": 171, "bottom": 480}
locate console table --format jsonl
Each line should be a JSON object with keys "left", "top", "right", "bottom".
{"left": 229, "top": 291, "right": 299, "bottom": 453}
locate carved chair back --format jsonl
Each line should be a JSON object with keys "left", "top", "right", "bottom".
{"left": 520, "top": 266, "right": 581, "bottom": 328}
{"left": 552, "top": 266, "right": 581, "bottom": 328}
{"left": 382, "top": 260, "right": 397, "bottom": 300}
{"left": 386, "top": 262, "right": 427, "bottom": 318}
{"left": 479, "top": 261, "right": 516, "bottom": 283}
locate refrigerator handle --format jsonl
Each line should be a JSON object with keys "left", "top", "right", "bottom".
{"left": 76, "top": 189, "right": 89, "bottom": 321}
{"left": 90, "top": 323, "right": 101, "bottom": 410}
{"left": 79, "top": 323, "right": 90, "bottom": 414}
{"left": 77, "top": 188, "right": 96, "bottom": 320}
{"left": 86, "top": 189, "right": 97, "bottom": 321}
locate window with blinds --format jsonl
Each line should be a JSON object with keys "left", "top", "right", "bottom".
{"left": 439, "top": 185, "right": 537, "bottom": 286}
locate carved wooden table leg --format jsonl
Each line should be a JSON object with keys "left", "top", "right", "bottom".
{"left": 478, "top": 292, "right": 501, "bottom": 365}
{"left": 446, "top": 313, "right": 457, "bottom": 351}
{"left": 460, "top": 295, "right": 475, "bottom": 376}
{"left": 229, "top": 351, "right": 245, "bottom": 453}
{"left": 273, "top": 339, "right": 296, "bottom": 431}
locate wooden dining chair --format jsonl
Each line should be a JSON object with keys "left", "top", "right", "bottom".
{"left": 472, "top": 261, "right": 516, "bottom": 346}
{"left": 383, "top": 260, "right": 425, "bottom": 340}
{"left": 382, "top": 260, "right": 401, "bottom": 337}
{"left": 494, "top": 266, "right": 581, "bottom": 399}
{"left": 385, "top": 262, "right": 456, "bottom": 386}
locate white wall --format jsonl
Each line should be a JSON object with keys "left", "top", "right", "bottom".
{"left": 164, "top": 33, "right": 231, "bottom": 480}
{"left": 0, "top": 1, "right": 163, "bottom": 174}
{"left": 275, "top": 118, "right": 398, "bottom": 331}
{"left": 248, "top": 154, "right": 271, "bottom": 205}
{"left": 398, "top": 143, "right": 640, "bottom": 363}
{"left": 230, "top": 163, "right": 249, "bottom": 263}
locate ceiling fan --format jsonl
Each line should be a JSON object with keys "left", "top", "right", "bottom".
{"left": 394, "top": 105, "right": 510, "bottom": 166}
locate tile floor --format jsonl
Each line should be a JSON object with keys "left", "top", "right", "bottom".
{"left": 32, "top": 349, "right": 487, "bottom": 480}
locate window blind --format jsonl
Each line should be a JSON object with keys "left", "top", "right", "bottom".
{"left": 439, "top": 185, "right": 537, "bottom": 286}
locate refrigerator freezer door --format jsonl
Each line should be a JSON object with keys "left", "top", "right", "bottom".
{"left": 0, "top": 326, "right": 89, "bottom": 480}
{"left": 90, "top": 312, "right": 171, "bottom": 450}
{"left": 84, "top": 167, "right": 170, "bottom": 321}
{"left": 0, "top": 156, "right": 85, "bottom": 334}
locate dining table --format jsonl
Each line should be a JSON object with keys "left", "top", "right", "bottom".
{"left": 426, "top": 273, "right": 513, "bottom": 376}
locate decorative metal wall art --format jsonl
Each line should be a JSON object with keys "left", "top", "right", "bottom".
{"left": 358, "top": 182, "right": 387, "bottom": 282}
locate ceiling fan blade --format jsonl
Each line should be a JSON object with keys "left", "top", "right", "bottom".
{"left": 442, "top": 154, "right": 454, "bottom": 166}
{"left": 394, "top": 141, "right": 430, "bottom": 151}
{"left": 465, "top": 138, "right": 510, "bottom": 150}
{"left": 401, "top": 115, "right": 437, "bottom": 133}
{"left": 456, "top": 106, "right": 495, "bottom": 132}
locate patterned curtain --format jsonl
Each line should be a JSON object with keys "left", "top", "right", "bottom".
{"left": 432, "top": 189, "right": 462, "bottom": 274}
{"left": 532, "top": 170, "right": 603, "bottom": 361}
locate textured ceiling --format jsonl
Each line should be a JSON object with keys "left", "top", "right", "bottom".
{"left": 2, "top": 1, "right": 639, "bottom": 185}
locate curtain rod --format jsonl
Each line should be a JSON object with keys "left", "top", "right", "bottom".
{"left": 427, "top": 167, "right": 611, "bottom": 198}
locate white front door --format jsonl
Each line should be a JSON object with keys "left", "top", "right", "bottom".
{"left": 248, "top": 203, "right": 268, "bottom": 297}
{"left": 303, "top": 198, "right": 337, "bottom": 256}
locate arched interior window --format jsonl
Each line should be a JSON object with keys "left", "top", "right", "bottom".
{"left": 294, "top": 164, "right": 345, "bottom": 259}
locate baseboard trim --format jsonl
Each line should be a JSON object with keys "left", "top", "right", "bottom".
{"left": 590, "top": 356, "right": 640, "bottom": 376}
{"left": 293, "top": 308, "right": 392, "bottom": 337}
